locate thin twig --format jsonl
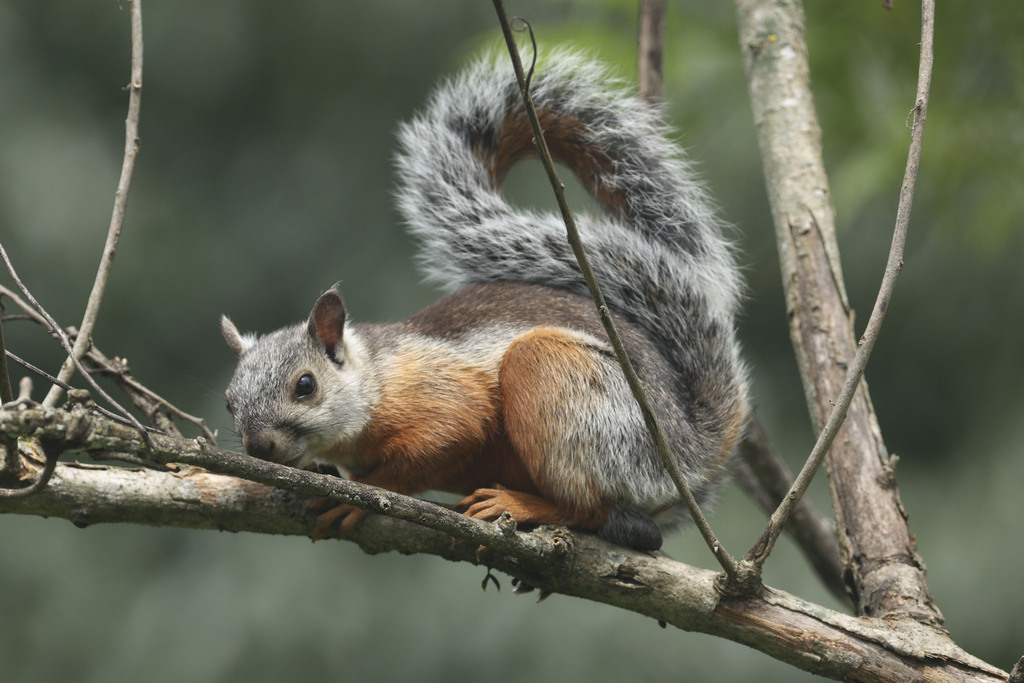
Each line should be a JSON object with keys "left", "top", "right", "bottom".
{"left": 0, "top": 314, "right": 12, "bottom": 405}
{"left": 745, "top": 0, "right": 934, "bottom": 569}
{"left": 734, "top": 417, "right": 849, "bottom": 605}
{"left": 17, "top": 377, "right": 32, "bottom": 402}
{"left": 44, "top": 0, "right": 144, "bottom": 407}
{"left": 491, "top": 0, "right": 739, "bottom": 582}
{"left": 3, "top": 351, "right": 159, "bottom": 437}
{"left": 2, "top": 285, "right": 210, "bottom": 439}
{"left": 84, "top": 346, "right": 216, "bottom": 441}
{"left": 637, "top": 0, "right": 667, "bottom": 103}
{"left": 0, "top": 245, "right": 150, "bottom": 440}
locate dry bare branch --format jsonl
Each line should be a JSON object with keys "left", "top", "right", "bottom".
{"left": 637, "top": 0, "right": 667, "bottom": 102}
{"left": 734, "top": 0, "right": 939, "bottom": 622}
{"left": 44, "top": 0, "right": 144, "bottom": 407}
{"left": 734, "top": 417, "right": 848, "bottom": 605}
{"left": 0, "top": 400, "right": 1007, "bottom": 682}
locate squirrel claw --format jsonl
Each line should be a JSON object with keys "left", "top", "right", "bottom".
{"left": 455, "top": 487, "right": 512, "bottom": 522}
{"left": 311, "top": 502, "right": 367, "bottom": 540}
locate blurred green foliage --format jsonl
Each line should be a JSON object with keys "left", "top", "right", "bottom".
{"left": 0, "top": 1, "right": 1021, "bottom": 681}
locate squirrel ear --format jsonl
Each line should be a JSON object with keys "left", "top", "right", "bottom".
{"left": 221, "top": 315, "right": 253, "bottom": 357}
{"left": 308, "top": 289, "right": 347, "bottom": 362}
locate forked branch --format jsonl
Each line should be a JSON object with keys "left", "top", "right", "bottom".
{"left": 734, "top": 0, "right": 939, "bottom": 622}
{"left": 745, "top": 0, "right": 933, "bottom": 569}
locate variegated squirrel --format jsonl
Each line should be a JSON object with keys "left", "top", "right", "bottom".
{"left": 221, "top": 51, "right": 749, "bottom": 551}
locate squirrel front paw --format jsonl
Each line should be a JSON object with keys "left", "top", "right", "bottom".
{"left": 310, "top": 499, "right": 368, "bottom": 540}
{"left": 455, "top": 486, "right": 522, "bottom": 522}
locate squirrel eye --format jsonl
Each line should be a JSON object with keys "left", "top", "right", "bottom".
{"left": 224, "top": 395, "right": 235, "bottom": 416}
{"left": 294, "top": 373, "right": 317, "bottom": 400}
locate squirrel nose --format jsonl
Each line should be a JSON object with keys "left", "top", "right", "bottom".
{"left": 242, "top": 431, "right": 283, "bottom": 461}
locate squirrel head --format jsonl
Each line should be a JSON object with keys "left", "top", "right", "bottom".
{"left": 221, "top": 289, "right": 374, "bottom": 468}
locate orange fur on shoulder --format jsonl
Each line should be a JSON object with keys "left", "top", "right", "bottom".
{"left": 354, "top": 346, "right": 503, "bottom": 492}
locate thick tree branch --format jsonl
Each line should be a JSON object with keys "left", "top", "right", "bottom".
{"left": 635, "top": 0, "right": 846, "bottom": 602}
{"left": 0, "top": 400, "right": 1006, "bottom": 682}
{"left": 734, "top": 0, "right": 940, "bottom": 623}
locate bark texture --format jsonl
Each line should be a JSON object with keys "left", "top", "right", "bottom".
{"left": 733, "top": 0, "right": 940, "bottom": 624}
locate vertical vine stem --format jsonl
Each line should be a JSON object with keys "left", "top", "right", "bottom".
{"left": 43, "top": 0, "right": 144, "bottom": 408}
{"left": 491, "top": 0, "right": 740, "bottom": 582}
{"left": 744, "top": 0, "right": 935, "bottom": 570}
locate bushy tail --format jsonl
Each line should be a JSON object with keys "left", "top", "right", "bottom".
{"left": 395, "top": 50, "right": 746, "bottom": 427}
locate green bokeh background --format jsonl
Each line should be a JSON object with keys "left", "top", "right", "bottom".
{"left": 1, "top": 2, "right": 1021, "bottom": 681}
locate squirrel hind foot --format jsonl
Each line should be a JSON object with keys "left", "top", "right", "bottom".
{"left": 457, "top": 488, "right": 662, "bottom": 552}
{"left": 598, "top": 506, "right": 664, "bottom": 551}
{"left": 456, "top": 487, "right": 608, "bottom": 530}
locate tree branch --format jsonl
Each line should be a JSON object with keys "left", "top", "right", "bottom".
{"left": 1, "top": 283, "right": 215, "bottom": 441}
{"left": 44, "top": 0, "right": 144, "bottom": 407}
{"left": 734, "top": 0, "right": 940, "bottom": 623}
{"left": 734, "top": 416, "right": 848, "bottom": 606}
{"left": 0, "top": 400, "right": 1006, "bottom": 682}
{"left": 637, "top": 0, "right": 667, "bottom": 102}
{"left": 743, "top": 0, "right": 933, "bottom": 578}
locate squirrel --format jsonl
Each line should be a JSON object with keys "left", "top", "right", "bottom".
{"left": 220, "top": 51, "right": 749, "bottom": 551}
